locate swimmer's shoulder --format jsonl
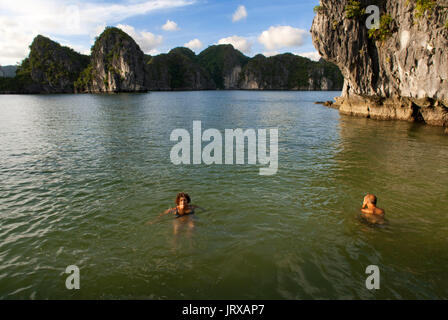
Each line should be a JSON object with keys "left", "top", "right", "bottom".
{"left": 361, "top": 207, "right": 385, "bottom": 216}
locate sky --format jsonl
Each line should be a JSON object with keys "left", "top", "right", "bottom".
{"left": 0, "top": 0, "right": 322, "bottom": 66}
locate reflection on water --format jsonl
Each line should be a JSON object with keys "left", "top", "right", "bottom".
{"left": 0, "top": 91, "right": 447, "bottom": 299}
{"left": 358, "top": 214, "right": 387, "bottom": 228}
{"left": 173, "top": 215, "right": 196, "bottom": 236}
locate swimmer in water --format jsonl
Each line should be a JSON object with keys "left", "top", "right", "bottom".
{"left": 361, "top": 194, "right": 385, "bottom": 216}
{"left": 146, "top": 192, "right": 204, "bottom": 226}
{"left": 360, "top": 194, "right": 386, "bottom": 225}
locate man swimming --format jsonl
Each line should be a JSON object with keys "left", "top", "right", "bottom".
{"left": 361, "top": 194, "right": 385, "bottom": 216}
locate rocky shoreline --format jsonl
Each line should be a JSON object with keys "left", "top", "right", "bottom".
{"left": 316, "top": 94, "right": 448, "bottom": 131}
{"left": 334, "top": 95, "right": 448, "bottom": 127}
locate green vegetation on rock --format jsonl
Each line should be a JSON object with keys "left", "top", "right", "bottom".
{"left": 368, "top": 14, "right": 394, "bottom": 41}
{"left": 2, "top": 28, "right": 344, "bottom": 93}
{"left": 1, "top": 35, "right": 88, "bottom": 93}
{"left": 0, "top": 72, "right": 33, "bottom": 93}
{"left": 76, "top": 26, "right": 147, "bottom": 93}
{"left": 146, "top": 47, "right": 215, "bottom": 90}
{"left": 29, "top": 36, "right": 88, "bottom": 89}
{"left": 74, "top": 65, "right": 94, "bottom": 92}
{"left": 345, "top": 1, "right": 365, "bottom": 19}
{"left": 91, "top": 26, "right": 134, "bottom": 53}
{"left": 168, "top": 47, "right": 203, "bottom": 88}
{"left": 414, "top": 0, "right": 436, "bottom": 19}
{"left": 239, "top": 53, "right": 343, "bottom": 90}
{"left": 314, "top": 5, "right": 323, "bottom": 14}
{"left": 198, "top": 45, "right": 249, "bottom": 89}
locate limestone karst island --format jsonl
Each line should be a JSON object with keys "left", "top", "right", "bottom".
{"left": 1, "top": 0, "right": 448, "bottom": 302}
{"left": 0, "top": 27, "right": 342, "bottom": 94}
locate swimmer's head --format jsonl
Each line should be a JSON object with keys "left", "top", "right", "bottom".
{"left": 364, "top": 194, "right": 377, "bottom": 206}
{"left": 176, "top": 192, "right": 191, "bottom": 209}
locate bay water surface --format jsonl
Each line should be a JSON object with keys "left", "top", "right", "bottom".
{"left": 0, "top": 91, "right": 447, "bottom": 299}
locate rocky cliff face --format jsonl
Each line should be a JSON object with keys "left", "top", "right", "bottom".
{"left": 145, "top": 45, "right": 342, "bottom": 91}
{"left": 311, "top": 0, "right": 448, "bottom": 126}
{"left": 145, "top": 47, "right": 215, "bottom": 90}
{"left": 17, "top": 35, "right": 89, "bottom": 93}
{"left": 198, "top": 45, "right": 250, "bottom": 89}
{"left": 75, "top": 27, "right": 147, "bottom": 93}
{"left": 239, "top": 54, "right": 343, "bottom": 90}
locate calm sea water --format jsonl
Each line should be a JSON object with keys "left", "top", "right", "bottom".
{"left": 0, "top": 91, "right": 447, "bottom": 299}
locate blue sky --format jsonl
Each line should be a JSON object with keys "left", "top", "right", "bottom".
{"left": 0, "top": 0, "right": 321, "bottom": 65}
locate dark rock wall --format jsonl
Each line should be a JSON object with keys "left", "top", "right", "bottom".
{"left": 311, "top": 0, "right": 448, "bottom": 125}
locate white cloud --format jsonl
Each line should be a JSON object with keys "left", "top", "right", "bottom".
{"left": 147, "top": 49, "right": 160, "bottom": 56}
{"left": 92, "top": 24, "right": 107, "bottom": 39}
{"left": 262, "top": 50, "right": 322, "bottom": 60}
{"left": 258, "top": 25, "right": 308, "bottom": 51}
{"left": 262, "top": 51, "right": 280, "bottom": 57}
{"left": 0, "top": 0, "right": 194, "bottom": 65}
{"left": 184, "top": 39, "right": 203, "bottom": 51}
{"left": 56, "top": 39, "right": 91, "bottom": 56}
{"left": 116, "top": 24, "right": 163, "bottom": 54}
{"left": 217, "top": 36, "right": 252, "bottom": 55}
{"left": 86, "top": 23, "right": 107, "bottom": 48}
{"left": 0, "top": 17, "right": 36, "bottom": 65}
{"left": 232, "top": 5, "right": 247, "bottom": 22}
{"left": 162, "top": 20, "right": 180, "bottom": 31}
{"left": 296, "top": 51, "right": 321, "bottom": 61}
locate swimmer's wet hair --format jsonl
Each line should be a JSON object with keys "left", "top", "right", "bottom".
{"left": 176, "top": 192, "right": 191, "bottom": 205}
{"left": 365, "top": 194, "right": 377, "bottom": 205}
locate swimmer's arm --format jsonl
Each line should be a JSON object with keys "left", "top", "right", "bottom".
{"left": 163, "top": 207, "right": 176, "bottom": 215}
{"left": 145, "top": 208, "right": 175, "bottom": 225}
{"left": 362, "top": 199, "right": 367, "bottom": 209}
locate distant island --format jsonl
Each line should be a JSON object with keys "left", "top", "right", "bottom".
{"left": 0, "top": 65, "right": 17, "bottom": 78}
{"left": 0, "top": 27, "right": 343, "bottom": 94}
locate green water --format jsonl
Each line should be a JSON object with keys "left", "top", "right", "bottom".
{"left": 0, "top": 91, "right": 447, "bottom": 299}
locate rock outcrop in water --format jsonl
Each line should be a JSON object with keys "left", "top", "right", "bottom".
{"left": 145, "top": 47, "right": 216, "bottom": 90}
{"left": 29, "top": 35, "right": 89, "bottom": 93}
{"left": 239, "top": 53, "right": 343, "bottom": 90}
{"left": 1, "top": 26, "right": 344, "bottom": 94}
{"left": 198, "top": 44, "right": 250, "bottom": 89}
{"left": 145, "top": 44, "right": 343, "bottom": 91}
{"left": 311, "top": 0, "right": 448, "bottom": 126}
{"left": 75, "top": 27, "right": 147, "bottom": 93}
{"left": 0, "top": 35, "right": 89, "bottom": 93}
